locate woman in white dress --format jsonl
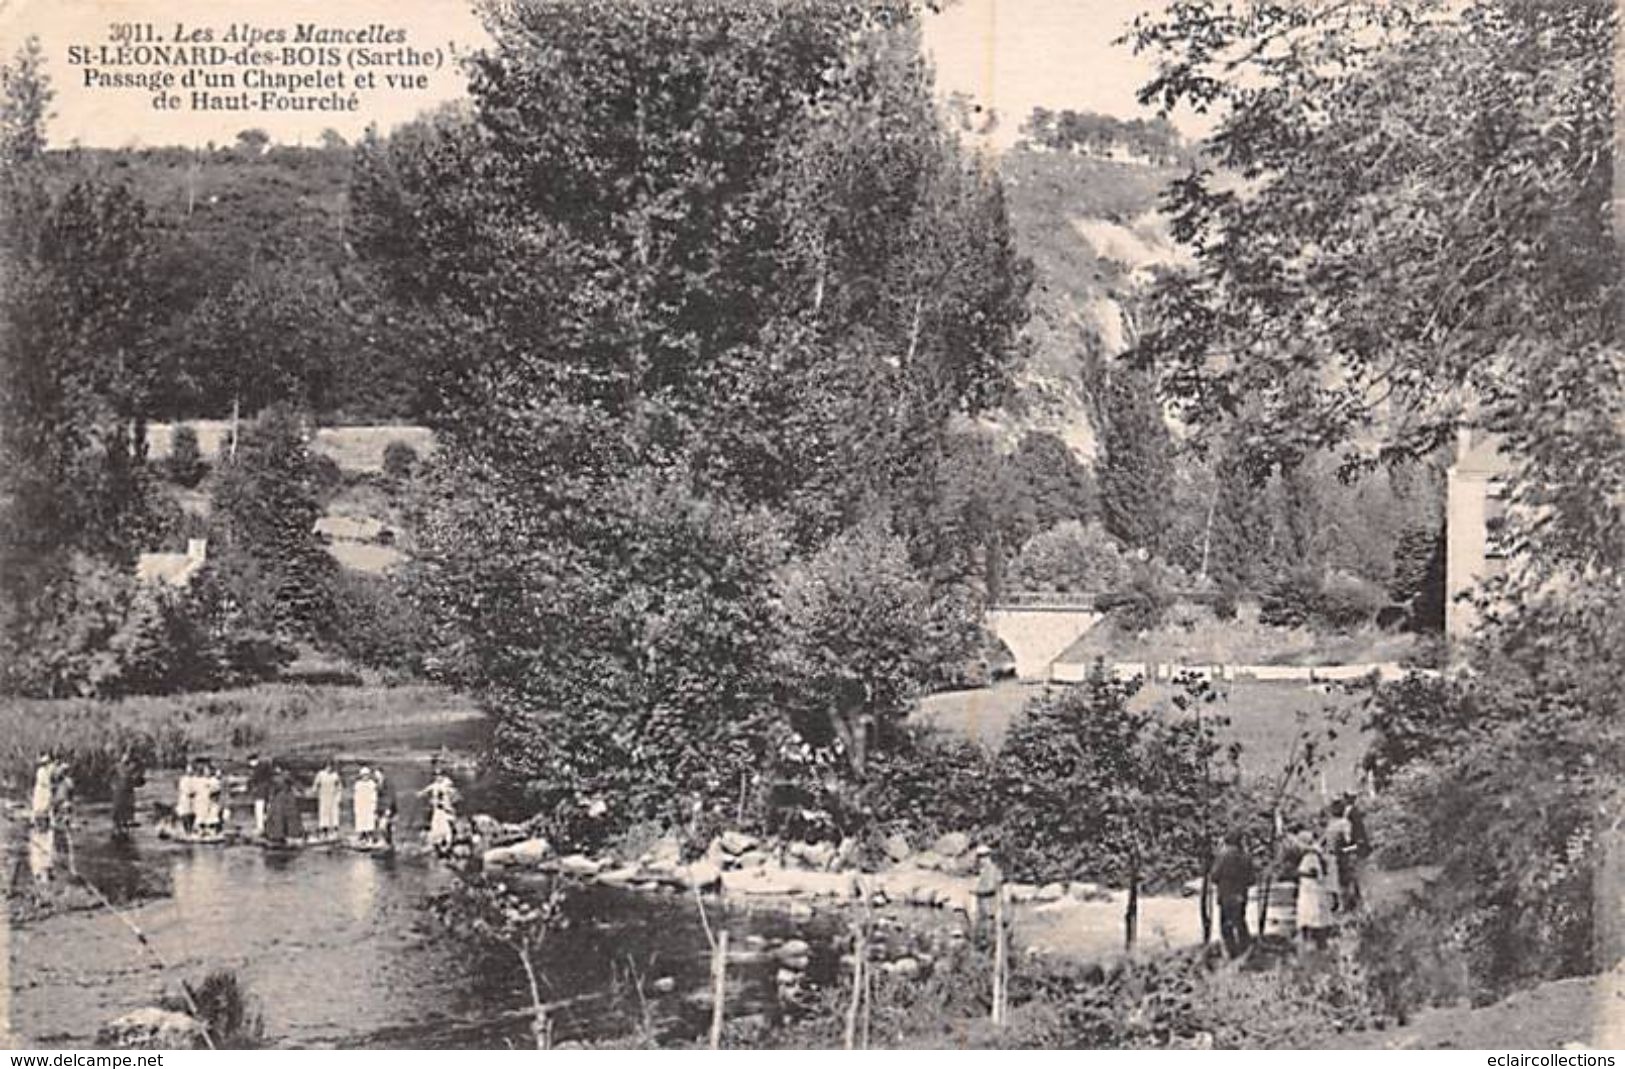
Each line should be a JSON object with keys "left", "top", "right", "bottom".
{"left": 313, "top": 759, "right": 343, "bottom": 836}
{"left": 419, "top": 771, "right": 457, "bottom": 851}
{"left": 1296, "top": 835, "right": 1335, "bottom": 948}
{"left": 31, "top": 753, "right": 54, "bottom": 825}
{"left": 197, "top": 764, "right": 224, "bottom": 834}
{"left": 353, "top": 767, "right": 379, "bottom": 841}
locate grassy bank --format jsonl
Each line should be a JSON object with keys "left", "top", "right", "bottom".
{"left": 0, "top": 682, "right": 475, "bottom": 800}
{"left": 918, "top": 679, "right": 1366, "bottom": 794}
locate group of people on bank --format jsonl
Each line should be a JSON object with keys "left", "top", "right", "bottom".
{"left": 1209, "top": 794, "right": 1370, "bottom": 957}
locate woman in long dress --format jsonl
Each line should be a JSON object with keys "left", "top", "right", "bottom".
{"left": 353, "top": 767, "right": 379, "bottom": 841}
{"left": 419, "top": 772, "right": 457, "bottom": 851}
{"left": 264, "top": 768, "right": 305, "bottom": 845}
{"left": 313, "top": 760, "right": 342, "bottom": 836}
{"left": 197, "top": 763, "right": 224, "bottom": 834}
{"left": 110, "top": 752, "right": 142, "bottom": 838}
{"left": 31, "top": 753, "right": 54, "bottom": 825}
{"left": 1296, "top": 836, "right": 1335, "bottom": 948}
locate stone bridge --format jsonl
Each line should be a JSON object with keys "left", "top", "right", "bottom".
{"left": 985, "top": 596, "right": 1105, "bottom": 681}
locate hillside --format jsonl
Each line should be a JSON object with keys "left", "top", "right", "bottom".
{"left": 988, "top": 147, "right": 1188, "bottom": 459}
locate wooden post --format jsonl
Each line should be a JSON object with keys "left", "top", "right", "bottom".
{"left": 991, "top": 886, "right": 1008, "bottom": 1026}
{"left": 844, "top": 923, "right": 865, "bottom": 1049}
{"left": 708, "top": 929, "right": 728, "bottom": 1050}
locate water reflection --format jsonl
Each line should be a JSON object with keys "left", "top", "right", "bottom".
{"left": 9, "top": 729, "right": 855, "bottom": 1049}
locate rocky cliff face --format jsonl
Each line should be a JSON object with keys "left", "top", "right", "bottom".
{"left": 981, "top": 147, "right": 1189, "bottom": 460}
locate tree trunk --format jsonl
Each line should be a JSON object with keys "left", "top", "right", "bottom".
{"left": 1125, "top": 858, "right": 1140, "bottom": 952}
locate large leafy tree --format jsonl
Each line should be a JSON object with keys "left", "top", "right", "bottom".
{"left": 360, "top": 1, "right": 1025, "bottom": 838}
{"left": 0, "top": 41, "right": 168, "bottom": 691}
{"left": 1126, "top": 0, "right": 1624, "bottom": 1004}
{"left": 1125, "top": 0, "right": 1621, "bottom": 589}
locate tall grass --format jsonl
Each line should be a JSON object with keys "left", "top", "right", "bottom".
{"left": 0, "top": 682, "right": 466, "bottom": 798}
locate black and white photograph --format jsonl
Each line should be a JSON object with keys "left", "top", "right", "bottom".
{"left": 0, "top": 0, "right": 1621, "bottom": 1051}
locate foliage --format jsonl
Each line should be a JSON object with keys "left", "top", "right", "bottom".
{"left": 1019, "top": 107, "right": 1194, "bottom": 167}
{"left": 1358, "top": 591, "right": 1625, "bottom": 1003}
{"left": 381, "top": 440, "right": 419, "bottom": 483}
{"left": 861, "top": 724, "right": 997, "bottom": 847}
{"left": 1126, "top": 0, "right": 1622, "bottom": 589}
{"left": 1388, "top": 523, "right": 1446, "bottom": 633}
{"left": 175, "top": 261, "right": 346, "bottom": 417}
{"left": 0, "top": 682, "right": 456, "bottom": 797}
{"left": 209, "top": 404, "right": 337, "bottom": 642}
{"left": 163, "top": 423, "right": 207, "bottom": 488}
{"left": 992, "top": 673, "right": 1238, "bottom": 890}
{"left": 777, "top": 526, "right": 937, "bottom": 778}
{"left": 161, "top": 970, "right": 265, "bottom": 1049}
{"left": 1009, "top": 520, "right": 1129, "bottom": 595}
{"left": 430, "top": 873, "right": 575, "bottom": 1048}
{"left": 360, "top": 1, "right": 1029, "bottom": 847}
{"left": 327, "top": 569, "right": 430, "bottom": 676}
{"left": 1096, "top": 365, "right": 1174, "bottom": 556}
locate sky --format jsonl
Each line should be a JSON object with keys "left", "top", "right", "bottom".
{"left": 0, "top": 0, "right": 1202, "bottom": 150}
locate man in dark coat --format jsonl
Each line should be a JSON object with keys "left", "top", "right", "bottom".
{"left": 110, "top": 751, "right": 143, "bottom": 839}
{"left": 247, "top": 753, "right": 274, "bottom": 837}
{"left": 1210, "top": 829, "right": 1257, "bottom": 958}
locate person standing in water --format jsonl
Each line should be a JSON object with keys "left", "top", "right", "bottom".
{"left": 247, "top": 753, "right": 273, "bottom": 836}
{"left": 373, "top": 768, "right": 397, "bottom": 846}
{"left": 313, "top": 759, "right": 343, "bottom": 837}
{"left": 263, "top": 765, "right": 305, "bottom": 845}
{"left": 419, "top": 768, "right": 458, "bottom": 851}
{"left": 31, "top": 752, "right": 55, "bottom": 826}
{"left": 110, "top": 750, "right": 143, "bottom": 840}
{"left": 196, "top": 761, "right": 224, "bottom": 835}
{"left": 175, "top": 758, "right": 200, "bottom": 834}
{"left": 353, "top": 767, "right": 379, "bottom": 843}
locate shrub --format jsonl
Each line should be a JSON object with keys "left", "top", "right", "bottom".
{"left": 161, "top": 970, "right": 264, "bottom": 1049}
{"left": 382, "top": 439, "right": 419, "bottom": 482}
{"left": 1259, "top": 565, "right": 1320, "bottom": 628}
{"left": 992, "top": 674, "right": 1238, "bottom": 890}
{"left": 1315, "top": 570, "right": 1386, "bottom": 631}
{"left": 164, "top": 424, "right": 208, "bottom": 488}
{"left": 777, "top": 525, "right": 934, "bottom": 779}
{"left": 328, "top": 569, "right": 430, "bottom": 675}
{"left": 863, "top": 724, "right": 996, "bottom": 848}
{"left": 1008, "top": 520, "right": 1128, "bottom": 594}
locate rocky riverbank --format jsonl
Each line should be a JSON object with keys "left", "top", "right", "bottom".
{"left": 483, "top": 828, "right": 1207, "bottom": 962}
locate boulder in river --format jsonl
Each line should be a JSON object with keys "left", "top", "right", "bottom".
{"left": 682, "top": 860, "right": 723, "bottom": 891}
{"left": 718, "top": 830, "right": 758, "bottom": 855}
{"left": 482, "top": 836, "right": 551, "bottom": 869}
{"left": 641, "top": 835, "right": 683, "bottom": 872}
{"left": 884, "top": 956, "right": 922, "bottom": 979}
{"left": 98, "top": 1008, "right": 204, "bottom": 1049}
{"left": 932, "top": 831, "right": 971, "bottom": 859}
{"left": 732, "top": 849, "right": 771, "bottom": 870}
{"left": 555, "top": 853, "right": 603, "bottom": 877}
{"left": 1035, "top": 882, "right": 1066, "bottom": 903}
{"left": 910, "top": 849, "right": 946, "bottom": 872}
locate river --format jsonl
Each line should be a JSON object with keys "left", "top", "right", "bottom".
{"left": 5, "top": 715, "right": 860, "bottom": 1048}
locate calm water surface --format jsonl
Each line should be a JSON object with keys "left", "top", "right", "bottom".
{"left": 8, "top": 720, "right": 854, "bottom": 1048}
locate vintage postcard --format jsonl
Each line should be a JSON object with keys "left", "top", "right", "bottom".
{"left": 1, "top": 0, "right": 1620, "bottom": 1053}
